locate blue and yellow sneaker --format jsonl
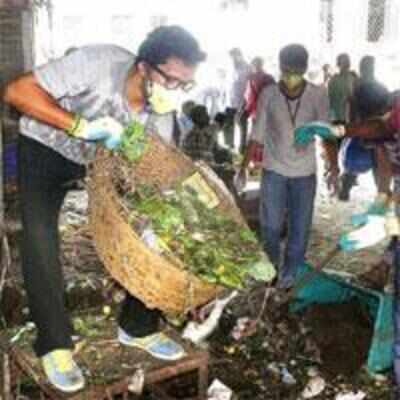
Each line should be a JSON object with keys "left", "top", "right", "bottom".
{"left": 118, "top": 328, "right": 185, "bottom": 361}
{"left": 41, "top": 349, "right": 85, "bottom": 393}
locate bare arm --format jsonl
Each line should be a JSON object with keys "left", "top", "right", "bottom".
{"left": 241, "top": 140, "right": 263, "bottom": 170}
{"left": 240, "top": 85, "right": 270, "bottom": 170}
{"left": 345, "top": 118, "right": 394, "bottom": 140}
{"left": 3, "top": 73, "right": 74, "bottom": 131}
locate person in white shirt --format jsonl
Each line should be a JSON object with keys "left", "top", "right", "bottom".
{"left": 228, "top": 47, "right": 251, "bottom": 153}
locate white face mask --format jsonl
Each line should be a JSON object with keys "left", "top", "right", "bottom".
{"left": 147, "top": 81, "right": 179, "bottom": 114}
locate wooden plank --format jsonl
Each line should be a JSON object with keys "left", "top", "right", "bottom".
{"left": 6, "top": 315, "right": 209, "bottom": 399}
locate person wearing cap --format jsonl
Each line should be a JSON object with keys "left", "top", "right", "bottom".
{"left": 239, "top": 44, "right": 329, "bottom": 289}
{"left": 244, "top": 56, "right": 275, "bottom": 122}
{"left": 3, "top": 25, "right": 206, "bottom": 393}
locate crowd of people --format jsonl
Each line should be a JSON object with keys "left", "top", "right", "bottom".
{"left": 3, "top": 23, "right": 400, "bottom": 398}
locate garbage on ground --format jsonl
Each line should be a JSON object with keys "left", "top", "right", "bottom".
{"left": 301, "top": 376, "right": 326, "bottom": 398}
{"left": 266, "top": 363, "right": 297, "bottom": 386}
{"left": 127, "top": 367, "right": 145, "bottom": 395}
{"left": 266, "top": 362, "right": 281, "bottom": 378}
{"left": 10, "top": 322, "right": 35, "bottom": 344}
{"left": 231, "top": 316, "right": 258, "bottom": 340}
{"left": 281, "top": 366, "right": 297, "bottom": 385}
{"left": 306, "top": 367, "right": 320, "bottom": 378}
{"left": 207, "top": 379, "right": 233, "bottom": 400}
{"left": 182, "top": 291, "right": 238, "bottom": 344}
{"left": 372, "top": 373, "right": 388, "bottom": 382}
{"left": 334, "top": 391, "right": 366, "bottom": 400}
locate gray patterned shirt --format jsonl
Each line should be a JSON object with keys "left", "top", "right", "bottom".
{"left": 20, "top": 44, "right": 175, "bottom": 165}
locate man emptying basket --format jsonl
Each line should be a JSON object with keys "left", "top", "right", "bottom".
{"left": 3, "top": 25, "right": 206, "bottom": 393}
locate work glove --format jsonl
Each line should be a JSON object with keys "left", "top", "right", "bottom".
{"left": 339, "top": 213, "right": 399, "bottom": 252}
{"left": 67, "top": 116, "right": 124, "bottom": 150}
{"left": 350, "top": 193, "right": 390, "bottom": 227}
{"left": 294, "top": 121, "right": 345, "bottom": 147}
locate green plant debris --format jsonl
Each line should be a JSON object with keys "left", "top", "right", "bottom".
{"left": 125, "top": 184, "right": 274, "bottom": 289}
{"left": 118, "top": 120, "right": 148, "bottom": 162}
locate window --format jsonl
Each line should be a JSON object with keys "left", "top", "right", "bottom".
{"left": 367, "top": 0, "right": 386, "bottom": 42}
{"left": 320, "top": 0, "right": 334, "bottom": 43}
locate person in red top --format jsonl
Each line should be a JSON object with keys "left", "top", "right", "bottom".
{"left": 244, "top": 57, "right": 275, "bottom": 121}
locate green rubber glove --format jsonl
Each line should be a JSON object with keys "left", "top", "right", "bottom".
{"left": 294, "top": 121, "right": 344, "bottom": 146}
{"left": 340, "top": 211, "right": 399, "bottom": 252}
{"left": 350, "top": 193, "right": 390, "bottom": 227}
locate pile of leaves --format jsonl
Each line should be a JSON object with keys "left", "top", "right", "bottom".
{"left": 124, "top": 184, "right": 271, "bottom": 289}
{"left": 115, "top": 120, "right": 274, "bottom": 289}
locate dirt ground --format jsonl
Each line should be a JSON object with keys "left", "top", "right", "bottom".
{"left": 0, "top": 168, "right": 395, "bottom": 399}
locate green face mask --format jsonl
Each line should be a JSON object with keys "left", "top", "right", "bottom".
{"left": 281, "top": 72, "right": 304, "bottom": 91}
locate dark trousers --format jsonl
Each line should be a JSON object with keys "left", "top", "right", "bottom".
{"left": 222, "top": 108, "right": 248, "bottom": 153}
{"left": 18, "top": 135, "right": 160, "bottom": 357}
{"left": 238, "top": 112, "right": 248, "bottom": 155}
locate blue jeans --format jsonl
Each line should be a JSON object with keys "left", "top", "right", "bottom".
{"left": 260, "top": 170, "right": 316, "bottom": 287}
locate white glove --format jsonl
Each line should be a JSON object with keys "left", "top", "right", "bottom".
{"left": 340, "top": 214, "right": 399, "bottom": 251}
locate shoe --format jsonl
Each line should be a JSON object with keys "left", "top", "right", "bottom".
{"left": 118, "top": 328, "right": 185, "bottom": 361}
{"left": 41, "top": 350, "right": 85, "bottom": 393}
{"left": 276, "top": 278, "right": 294, "bottom": 290}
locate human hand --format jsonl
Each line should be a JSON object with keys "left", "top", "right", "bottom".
{"left": 339, "top": 214, "right": 398, "bottom": 251}
{"left": 249, "top": 143, "right": 264, "bottom": 163}
{"left": 68, "top": 116, "right": 124, "bottom": 150}
{"left": 294, "top": 121, "right": 344, "bottom": 146}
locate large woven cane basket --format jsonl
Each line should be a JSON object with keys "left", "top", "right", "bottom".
{"left": 88, "top": 134, "right": 246, "bottom": 315}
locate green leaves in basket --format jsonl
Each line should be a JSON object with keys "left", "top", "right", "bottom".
{"left": 118, "top": 120, "right": 148, "bottom": 162}
{"left": 125, "top": 184, "right": 271, "bottom": 290}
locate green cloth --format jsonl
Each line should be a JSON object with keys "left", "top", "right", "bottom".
{"left": 328, "top": 71, "right": 357, "bottom": 122}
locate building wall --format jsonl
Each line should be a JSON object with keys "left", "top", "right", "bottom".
{"left": 0, "top": 3, "right": 33, "bottom": 207}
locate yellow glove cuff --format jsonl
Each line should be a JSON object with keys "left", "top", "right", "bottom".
{"left": 66, "top": 115, "right": 88, "bottom": 138}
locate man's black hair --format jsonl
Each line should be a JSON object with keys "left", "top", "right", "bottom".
{"left": 279, "top": 44, "right": 308, "bottom": 73}
{"left": 214, "top": 112, "right": 227, "bottom": 126}
{"left": 190, "top": 105, "right": 210, "bottom": 128}
{"left": 136, "top": 25, "right": 206, "bottom": 66}
{"left": 337, "top": 53, "right": 350, "bottom": 65}
{"left": 354, "top": 81, "right": 390, "bottom": 119}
